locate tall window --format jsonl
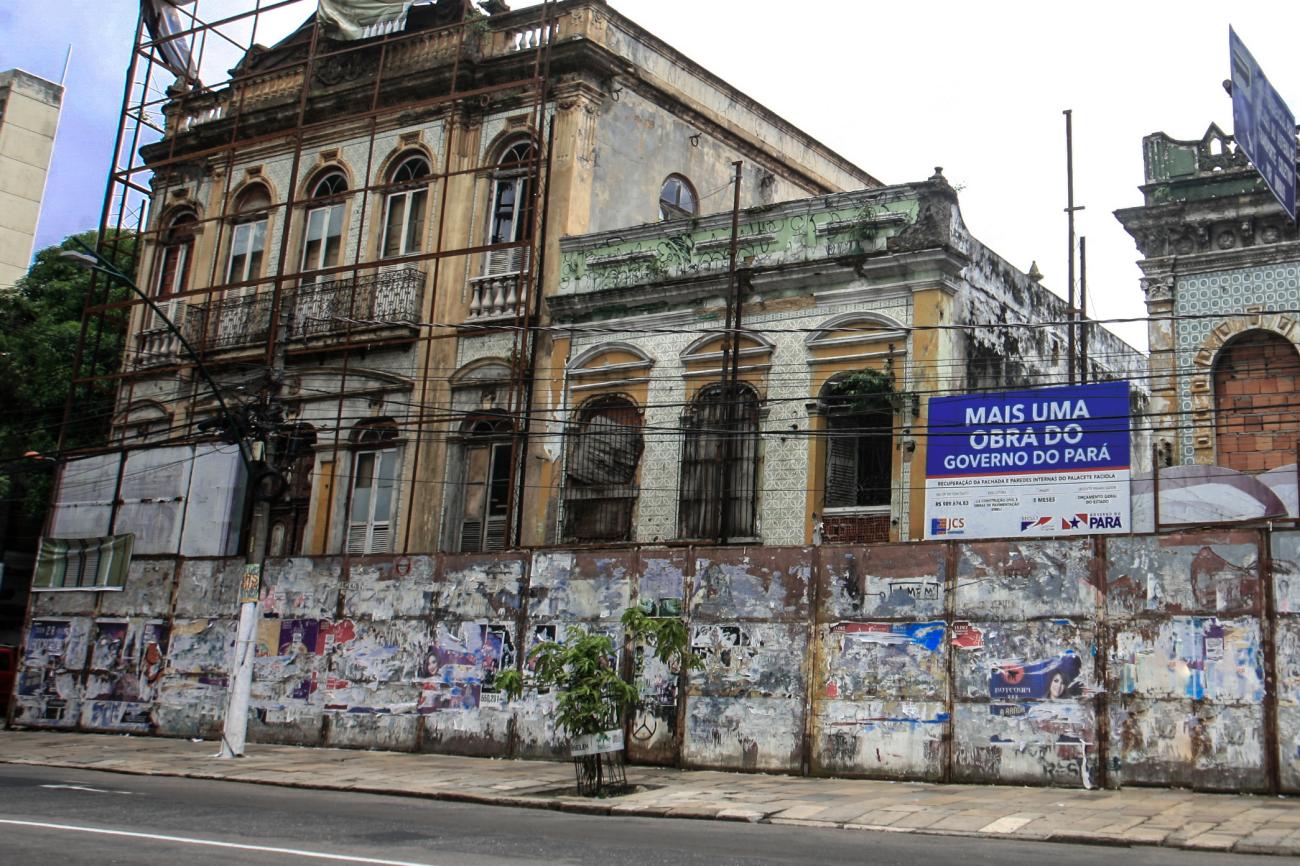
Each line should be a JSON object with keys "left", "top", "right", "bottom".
{"left": 821, "top": 382, "right": 893, "bottom": 510}
{"left": 154, "top": 209, "right": 196, "bottom": 297}
{"left": 380, "top": 154, "right": 429, "bottom": 259}
{"left": 484, "top": 139, "right": 535, "bottom": 275}
{"left": 300, "top": 171, "right": 346, "bottom": 284}
{"left": 459, "top": 418, "right": 514, "bottom": 552}
{"left": 659, "top": 174, "right": 697, "bottom": 220}
{"left": 563, "top": 397, "right": 643, "bottom": 542}
{"left": 346, "top": 421, "right": 399, "bottom": 555}
{"left": 679, "top": 383, "right": 759, "bottom": 540}
{"left": 226, "top": 184, "right": 270, "bottom": 284}
{"left": 269, "top": 423, "right": 317, "bottom": 557}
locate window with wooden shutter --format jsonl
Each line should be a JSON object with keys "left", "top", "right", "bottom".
{"left": 823, "top": 406, "right": 892, "bottom": 510}
{"left": 483, "top": 140, "right": 535, "bottom": 276}
{"left": 345, "top": 421, "right": 400, "bottom": 556}
{"left": 458, "top": 419, "right": 515, "bottom": 552}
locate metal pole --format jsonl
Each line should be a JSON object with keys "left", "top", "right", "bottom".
{"left": 1063, "top": 109, "right": 1082, "bottom": 386}
{"left": 1080, "top": 235, "right": 1088, "bottom": 383}
{"left": 1152, "top": 442, "right": 1161, "bottom": 532}
{"left": 717, "top": 161, "right": 742, "bottom": 541}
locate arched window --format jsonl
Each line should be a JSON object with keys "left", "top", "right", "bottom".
{"left": 484, "top": 139, "right": 535, "bottom": 275}
{"left": 346, "top": 419, "right": 400, "bottom": 555}
{"left": 679, "top": 383, "right": 759, "bottom": 540}
{"left": 819, "top": 374, "right": 894, "bottom": 510}
{"left": 563, "top": 396, "right": 643, "bottom": 542}
{"left": 154, "top": 209, "right": 196, "bottom": 297}
{"left": 1213, "top": 330, "right": 1300, "bottom": 473}
{"left": 300, "top": 170, "right": 347, "bottom": 284}
{"left": 226, "top": 184, "right": 270, "bottom": 284}
{"left": 458, "top": 417, "right": 514, "bottom": 552}
{"left": 268, "top": 423, "right": 317, "bottom": 557}
{"left": 380, "top": 153, "right": 430, "bottom": 259}
{"left": 659, "top": 174, "right": 697, "bottom": 220}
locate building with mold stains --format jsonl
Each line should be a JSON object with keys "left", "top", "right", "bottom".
{"left": 1117, "top": 125, "right": 1300, "bottom": 526}
{"left": 55, "top": 0, "right": 1144, "bottom": 561}
{"left": 75, "top": 0, "right": 878, "bottom": 563}
{"left": 548, "top": 172, "right": 1145, "bottom": 546}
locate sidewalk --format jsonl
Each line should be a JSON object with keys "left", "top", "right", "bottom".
{"left": 2, "top": 730, "right": 1298, "bottom": 857}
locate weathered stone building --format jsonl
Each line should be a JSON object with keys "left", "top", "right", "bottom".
{"left": 548, "top": 172, "right": 1143, "bottom": 546}
{"left": 1117, "top": 124, "right": 1300, "bottom": 524}
{"left": 99, "top": 0, "right": 876, "bottom": 561}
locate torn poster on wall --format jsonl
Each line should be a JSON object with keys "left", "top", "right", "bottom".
{"left": 17, "top": 620, "right": 77, "bottom": 723}
{"left": 83, "top": 620, "right": 169, "bottom": 730}
{"left": 418, "top": 622, "right": 515, "bottom": 713}
{"left": 989, "top": 652, "right": 1084, "bottom": 702}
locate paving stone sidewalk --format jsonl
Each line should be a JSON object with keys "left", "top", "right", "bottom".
{"left": 2, "top": 730, "right": 1298, "bottom": 857}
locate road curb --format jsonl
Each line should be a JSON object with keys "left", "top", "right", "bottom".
{"left": 1, "top": 754, "right": 1297, "bottom": 858}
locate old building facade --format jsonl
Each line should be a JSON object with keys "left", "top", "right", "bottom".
{"left": 86, "top": 0, "right": 876, "bottom": 563}
{"left": 1117, "top": 124, "right": 1300, "bottom": 524}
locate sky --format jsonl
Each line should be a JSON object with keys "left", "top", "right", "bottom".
{"left": 4, "top": 0, "right": 1300, "bottom": 352}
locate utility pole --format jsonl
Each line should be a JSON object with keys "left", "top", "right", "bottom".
{"left": 1079, "top": 235, "right": 1089, "bottom": 383}
{"left": 1063, "top": 109, "right": 1085, "bottom": 386}
{"left": 219, "top": 308, "right": 288, "bottom": 759}
{"left": 218, "top": 12, "right": 320, "bottom": 758}
{"left": 717, "top": 160, "right": 743, "bottom": 542}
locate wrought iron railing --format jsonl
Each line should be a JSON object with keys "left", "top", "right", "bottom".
{"left": 291, "top": 267, "right": 424, "bottom": 339}
{"left": 186, "top": 268, "right": 424, "bottom": 353}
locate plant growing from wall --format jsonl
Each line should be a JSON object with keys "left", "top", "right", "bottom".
{"left": 822, "top": 368, "right": 908, "bottom": 414}
{"left": 497, "top": 606, "right": 700, "bottom": 795}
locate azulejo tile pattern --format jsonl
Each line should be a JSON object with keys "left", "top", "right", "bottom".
{"left": 1174, "top": 262, "right": 1300, "bottom": 463}
{"left": 565, "top": 297, "right": 914, "bottom": 545}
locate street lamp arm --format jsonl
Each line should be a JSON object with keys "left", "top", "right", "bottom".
{"left": 59, "top": 242, "right": 256, "bottom": 475}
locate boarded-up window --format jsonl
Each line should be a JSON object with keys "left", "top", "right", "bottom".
{"left": 33, "top": 534, "right": 134, "bottom": 591}
{"left": 678, "top": 384, "right": 759, "bottom": 540}
{"left": 564, "top": 397, "right": 643, "bottom": 542}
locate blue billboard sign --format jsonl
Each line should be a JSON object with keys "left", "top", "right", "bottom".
{"left": 1230, "top": 27, "right": 1297, "bottom": 220}
{"left": 924, "top": 382, "right": 1131, "bottom": 540}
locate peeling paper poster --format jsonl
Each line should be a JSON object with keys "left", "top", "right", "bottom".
{"left": 989, "top": 652, "right": 1083, "bottom": 701}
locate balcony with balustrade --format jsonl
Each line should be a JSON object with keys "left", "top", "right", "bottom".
{"left": 133, "top": 268, "right": 425, "bottom": 366}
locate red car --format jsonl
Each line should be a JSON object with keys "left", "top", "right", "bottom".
{"left": 0, "top": 645, "right": 15, "bottom": 714}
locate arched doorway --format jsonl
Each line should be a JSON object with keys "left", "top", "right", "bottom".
{"left": 1213, "top": 329, "right": 1300, "bottom": 473}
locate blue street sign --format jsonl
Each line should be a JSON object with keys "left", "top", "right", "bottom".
{"left": 1230, "top": 27, "right": 1297, "bottom": 220}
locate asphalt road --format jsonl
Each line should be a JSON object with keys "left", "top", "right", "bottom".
{"left": 0, "top": 764, "right": 1288, "bottom": 866}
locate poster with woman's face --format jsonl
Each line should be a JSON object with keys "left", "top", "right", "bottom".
{"left": 989, "top": 652, "right": 1083, "bottom": 701}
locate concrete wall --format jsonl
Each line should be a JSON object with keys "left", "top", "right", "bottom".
{"left": 12, "top": 529, "right": 1300, "bottom": 792}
